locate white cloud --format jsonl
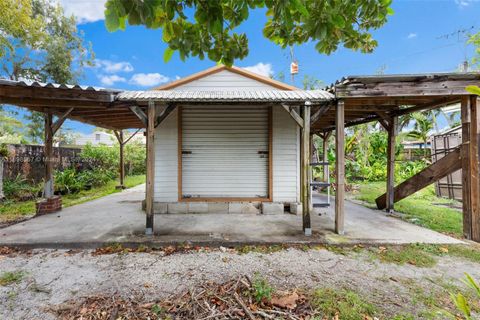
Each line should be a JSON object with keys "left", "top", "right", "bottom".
{"left": 129, "top": 73, "right": 170, "bottom": 87}
{"left": 95, "top": 59, "right": 134, "bottom": 73}
{"left": 59, "top": 0, "right": 107, "bottom": 24}
{"left": 99, "top": 74, "right": 126, "bottom": 86}
{"left": 243, "top": 62, "right": 273, "bottom": 77}
{"left": 407, "top": 33, "right": 417, "bottom": 39}
{"left": 455, "top": 0, "right": 478, "bottom": 7}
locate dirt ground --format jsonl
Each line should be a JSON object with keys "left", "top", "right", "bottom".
{"left": 1, "top": 245, "right": 479, "bottom": 319}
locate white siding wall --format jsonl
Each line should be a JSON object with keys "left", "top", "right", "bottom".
{"left": 172, "top": 70, "right": 273, "bottom": 91}
{"left": 153, "top": 69, "right": 299, "bottom": 204}
{"left": 153, "top": 109, "right": 178, "bottom": 202}
{"left": 272, "top": 107, "right": 300, "bottom": 203}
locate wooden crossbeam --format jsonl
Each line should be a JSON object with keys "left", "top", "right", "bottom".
{"left": 129, "top": 106, "right": 147, "bottom": 125}
{"left": 51, "top": 107, "right": 74, "bottom": 134}
{"left": 375, "top": 146, "right": 462, "bottom": 210}
{"left": 155, "top": 105, "right": 176, "bottom": 128}
{"left": 311, "top": 105, "right": 331, "bottom": 124}
{"left": 282, "top": 104, "right": 304, "bottom": 128}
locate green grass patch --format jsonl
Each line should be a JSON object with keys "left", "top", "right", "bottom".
{"left": 311, "top": 288, "right": 376, "bottom": 320}
{"left": 351, "top": 182, "right": 463, "bottom": 237}
{"left": 0, "top": 175, "right": 145, "bottom": 224}
{"left": 0, "top": 271, "right": 25, "bottom": 286}
{"left": 368, "top": 244, "right": 437, "bottom": 267}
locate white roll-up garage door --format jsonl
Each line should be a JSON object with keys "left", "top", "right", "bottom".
{"left": 181, "top": 106, "right": 269, "bottom": 199}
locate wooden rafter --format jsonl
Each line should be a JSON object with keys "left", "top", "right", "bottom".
{"left": 282, "top": 104, "right": 303, "bottom": 128}
{"left": 130, "top": 106, "right": 147, "bottom": 126}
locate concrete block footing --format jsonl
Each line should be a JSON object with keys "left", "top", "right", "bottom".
{"left": 228, "top": 202, "right": 260, "bottom": 214}
{"left": 188, "top": 202, "right": 209, "bottom": 213}
{"left": 304, "top": 228, "right": 312, "bottom": 236}
{"left": 149, "top": 201, "right": 294, "bottom": 214}
{"left": 168, "top": 202, "right": 188, "bottom": 214}
{"left": 289, "top": 202, "right": 302, "bottom": 215}
{"left": 145, "top": 228, "right": 153, "bottom": 236}
{"left": 261, "top": 202, "right": 284, "bottom": 215}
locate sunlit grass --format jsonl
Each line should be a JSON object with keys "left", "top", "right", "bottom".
{"left": 0, "top": 175, "right": 145, "bottom": 223}
{"left": 351, "top": 181, "right": 463, "bottom": 237}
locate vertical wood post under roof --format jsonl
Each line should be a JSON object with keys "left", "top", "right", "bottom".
{"left": 302, "top": 103, "right": 312, "bottom": 236}
{"left": 145, "top": 100, "right": 156, "bottom": 235}
{"left": 335, "top": 100, "right": 345, "bottom": 235}
{"left": 461, "top": 96, "right": 480, "bottom": 241}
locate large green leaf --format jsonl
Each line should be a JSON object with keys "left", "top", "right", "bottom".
{"left": 163, "top": 47, "right": 174, "bottom": 62}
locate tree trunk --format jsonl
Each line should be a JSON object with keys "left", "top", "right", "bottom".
{"left": 0, "top": 159, "right": 4, "bottom": 200}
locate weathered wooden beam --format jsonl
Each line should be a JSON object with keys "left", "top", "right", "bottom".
{"left": 130, "top": 106, "right": 147, "bottom": 126}
{"left": 461, "top": 96, "right": 480, "bottom": 241}
{"left": 0, "top": 96, "right": 113, "bottom": 108}
{"left": 0, "top": 85, "right": 114, "bottom": 102}
{"left": 311, "top": 105, "right": 331, "bottom": 124}
{"left": 51, "top": 107, "right": 74, "bottom": 134}
{"left": 302, "top": 104, "right": 312, "bottom": 236}
{"left": 321, "top": 131, "right": 331, "bottom": 182}
{"left": 282, "top": 104, "right": 304, "bottom": 128}
{"left": 335, "top": 76, "right": 480, "bottom": 98}
{"left": 335, "top": 100, "right": 345, "bottom": 235}
{"left": 113, "top": 130, "right": 126, "bottom": 189}
{"left": 385, "top": 116, "right": 398, "bottom": 212}
{"left": 376, "top": 146, "right": 462, "bottom": 210}
{"left": 44, "top": 113, "right": 54, "bottom": 198}
{"left": 155, "top": 105, "right": 176, "bottom": 128}
{"left": 391, "top": 97, "right": 460, "bottom": 117}
{"left": 145, "top": 100, "right": 155, "bottom": 235}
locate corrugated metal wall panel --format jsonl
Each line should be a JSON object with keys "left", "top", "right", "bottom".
{"left": 181, "top": 106, "right": 269, "bottom": 198}
{"left": 272, "top": 107, "right": 300, "bottom": 202}
{"left": 153, "top": 109, "right": 178, "bottom": 202}
{"left": 172, "top": 70, "right": 274, "bottom": 91}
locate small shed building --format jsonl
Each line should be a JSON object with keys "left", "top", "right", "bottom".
{"left": 149, "top": 65, "right": 310, "bottom": 214}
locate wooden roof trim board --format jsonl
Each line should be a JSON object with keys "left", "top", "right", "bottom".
{"left": 153, "top": 65, "right": 298, "bottom": 91}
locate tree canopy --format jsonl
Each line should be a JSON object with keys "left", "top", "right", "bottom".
{"left": 104, "top": 0, "right": 393, "bottom": 65}
{"left": 0, "top": 0, "right": 95, "bottom": 144}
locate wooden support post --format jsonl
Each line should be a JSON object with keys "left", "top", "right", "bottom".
{"left": 44, "top": 112, "right": 54, "bottom": 198}
{"left": 117, "top": 131, "right": 125, "bottom": 189}
{"left": 145, "top": 100, "right": 156, "bottom": 235}
{"left": 461, "top": 96, "right": 480, "bottom": 241}
{"left": 335, "top": 100, "right": 345, "bottom": 235}
{"left": 322, "top": 132, "right": 331, "bottom": 182}
{"left": 302, "top": 103, "right": 312, "bottom": 236}
{"left": 114, "top": 128, "right": 142, "bottom": 190}
{"left": 386, "top": 116, "right": 398, "bottom": 213}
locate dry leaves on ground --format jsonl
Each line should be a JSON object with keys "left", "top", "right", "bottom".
{"left": 52, "top": 275, "right": 318, "bottom": 320}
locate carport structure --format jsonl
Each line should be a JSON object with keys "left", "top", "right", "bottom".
{"left": 1, "top": 72, "right": 480, "bottom": 242}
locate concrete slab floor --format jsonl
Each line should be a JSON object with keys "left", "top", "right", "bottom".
{"left": 0, "top": 184, "right": 464, "bottom": 248}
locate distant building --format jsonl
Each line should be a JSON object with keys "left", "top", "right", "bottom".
{"left": 70, "top": 130, "right": 145, "bottom": 147}
{"left": 74, "top": 131, "right": 116, "bottom": 146}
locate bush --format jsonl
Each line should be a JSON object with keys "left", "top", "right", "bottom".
{"left": 3, "top": 175, "right": 41, "bottom": 200}
{"left": 54, "top": 168, "right": 86, "bottom": 194}
{"left": 79, "top": 142, "right": 146, "bottom": 177}
{"left": 124, "top": 143, "right": 146, "bottom": 175}
{"left": 80, "top": 143, "right": 118, "bottom": 176}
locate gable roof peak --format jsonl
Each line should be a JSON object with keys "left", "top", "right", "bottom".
{"left": 154, "top": 64, "right": 297, "bottom": 90}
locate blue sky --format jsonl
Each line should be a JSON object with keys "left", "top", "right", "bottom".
{"left": 9, "top": 0, "right": 480, "bottom": 133}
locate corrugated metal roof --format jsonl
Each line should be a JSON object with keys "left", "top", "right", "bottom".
{"left": 0, "top": 78, "right": 120, "bottom": 92}
{"left": 116, "top": 89, "right": 333, "bottom": 103}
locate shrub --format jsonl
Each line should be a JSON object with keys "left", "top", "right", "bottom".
{"left": 54, "top": 168, "right": 86, "bottom": 194}
{"left": 125, "top": 142, "right": 146, "bottom": 175}
{"left": 80, "top": 143, "right": 118, "bottom": 176}
{"left": 0, "top": 144, "right": 9, "bottom": 158}
{"left": 3, "top": 175, "right": 41, "bottom": 200}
